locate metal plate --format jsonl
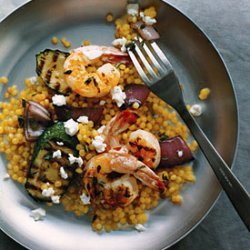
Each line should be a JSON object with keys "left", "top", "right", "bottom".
{"left": 0, "top": 0, "right": 238, "bottom": 249}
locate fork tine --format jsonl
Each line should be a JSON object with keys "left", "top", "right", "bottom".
{"left": 133, "top": 41, "right": 159, "bottom": 81}
{"left": 127, "top": 49, "right": 150, "bottom": 84}
{"left": 151, "top": 41, "right": 173, "bottom": 71}
{"left": 137, "top": 37, "right": 166, "bottom": 76}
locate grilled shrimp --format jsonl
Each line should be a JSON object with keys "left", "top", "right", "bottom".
{"left": 102, "top": 109, "right": 138, "bottom": 149}
{"left": 99, "top": 111, "right": 161, "bottom": 169}
{"left": 84, "top": 151, "right": 165, "bottom": 208}
{"left": 127, "top": 129, "right": 161, "bottom": 169}
{"left": 63, "top": 46, "right": 127, "bottom": 98}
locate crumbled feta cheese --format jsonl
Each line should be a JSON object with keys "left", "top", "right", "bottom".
{"left": 92, "top": 136, "right": 107, "bottom": 153}
{"left": 60, "top": 167, "right": 68, "bottom": 179}
{"left": 112, "top": 37, "right": 127, "bottom": 52}
{"left": 77, "top": 116, "right": 89, "bottom": 124}
{"left": 97, "top": 125, "right": 106, "bottom": 134}
{"left": 51, "top": 195, "right": 60, "bottom": 204}
{"left": 42, "top": 187, "right": 55, "bottom": 197}
{"left": 140, "top": 12, "right": 157, "bottom": 25}
{"left": 30, "top": 208, "right": 46, "bottom": 221}
{"left": 190, "top": 104, "right": 202, "bottom": 117}
{"left": 127, "top": 3, "right": 139, "bottom": 16}
{"left": 56, "top": 141, "right": 64, "bottom": 146}
{"left": 111, "top": 86, "right": 126, "bottom": 107}
{"left": 143, "top": 16, "right": 157, "bottom": 25}
{"left": 68, "top": 154, "right": 83, "bottom": 167}
{"left": 3, "top": 173, "right": 10, "bottom": 180}
{"left": 52, "top": 94, "right": 66, "bottom": 106}
{"left": 80, "top": 192, "right": 91, "bottom": 205}
{"left": 52, "top": 150, "right": 62, "bottom": 159}
{"left": 177, "top": 150, "right": 184, "bottom": 158}
{"left": 64, "top": 119, "right": 79, "bottom": 136}
{"left": 27, "top": 76, "right": 38, "bottom": 85}
{"left": 134, "top": 224, "right": 146, "bottom": 232}
{"left": 99, "top": 100, "right": 106, "bottom": 106}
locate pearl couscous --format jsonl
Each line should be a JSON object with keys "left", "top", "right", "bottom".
{"left": 0, "top": 5, "right": 197, "bottom": 233}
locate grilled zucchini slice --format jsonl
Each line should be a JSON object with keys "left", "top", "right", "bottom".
{"left": 25, "top": 122, "right": 79, "bottom": 202}
{"left": 36, "top": 49, "right": 71, "bottom": 94}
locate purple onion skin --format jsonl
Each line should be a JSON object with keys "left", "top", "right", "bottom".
{"left": 122, "top": 84, "right": 150, "bottom": 109}
{"left": 54, "top": 106, "right": 104, "bottom": 125}
{"left": 160, "top": 136, "right": 194, "bottom": 167}
{"left": 24, "top": 101, "right": 52, "bottom": 142}
{"left": 132, "top": 21, "right": 160, "bottom": 41}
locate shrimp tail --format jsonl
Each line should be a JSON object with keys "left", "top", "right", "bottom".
{"left": 134, "top": 162, "right": 166, "bottom": 192}
{"left": 103, "top": 110, "right": 138, "bottom": 148}
{"left": 110, "top": 110, "right": 138, "bottom": 136}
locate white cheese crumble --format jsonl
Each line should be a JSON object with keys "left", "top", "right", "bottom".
{"left": 92, "top": 136, "right": 107, "bottom": 153}
{"left": 80, "top": 192, "right": 91, "bottom": 205}
{"left": 56, "top": 141, "right": 64, "bottom": 146}
{"left": 64, "top": 119, "right": 79, "bottom": 136}
{"left": 134, "top": 224, "right": 146, "bottom": 232}
{"left": 42, "top": 187, "right": 55, "bottom": 197}
{"left": 52, "top": 150, "right": 62, "bottom": 159}
{"left": 77, "top": 116, "right": 89, "bottom": 124}
{"left": 112, "top": 37, "right": 127, "bottom": 52}
{"left": 27, "top": 76, "right": 38, "bottom": 85}
{"left": 60, "top": 167, "right": 68, "bottom": 179}
{"left": 51, "top": 195, "right": 60, "bottom": 204}
{"left": 97, "top": 125, "right": 106, "bottom": 134}
{"left": 99, "top": 100, "right": 106, "bottom": 106}
{"left": 177, "top": 150, "right": 184, "bottom": 158}
{"left": 111, "top": 86, "right": 126, "bottom": 107}
{"left": 3, "top": 173, "right": 10, "bottom": 180}
{"left": 190, "top": 104, "right": 202, "bottom": 117}
{"left": 52, "top": 94, "right": 66, "bottom": 106}
{"left": 127, "top": 3, "right": 139, "bottom": 16}
{"left": 140, "top": 12, "right": 157, "bottom": 25}
{"left": 68, "top": 154, "right": 83, "bottom": 167}
{"left": 30, "top": 208, "right": 46, "bottom": 221}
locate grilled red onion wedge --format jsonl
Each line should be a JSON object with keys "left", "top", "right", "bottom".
{"left": 54, "top": 106, "right": 104, "bottom": 125}
{"left": 160, "top": 136, "right": 194, "bottom": 167}
{"left": 123, "top": 84, "right": 150, "bottom": 109}
{"left": 24, "top": 100, "right": 52, "bottom": 142}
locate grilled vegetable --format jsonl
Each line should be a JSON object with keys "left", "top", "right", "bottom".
{"left": 123, "top": 84, "right": 150, "bottom": 109}
{"left": 160, "top": 136, "right": 194, "bottom": 167}
{"left": 36, "top": 49, "right": 70, "bottom": 94}
{"left": 132, "top": 21, "right": 160, "bottom": 41}
{"left": 25, "top": 122, "right": 79, "bottom": 202}
{"left": 23, "top": 100, "right": 52, "bottom": 142}
{"left": 54, "top": 106, "right": 104, "bottom": 125}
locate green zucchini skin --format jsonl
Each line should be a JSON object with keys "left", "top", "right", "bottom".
{"left": 36, "top": 49, "right": 71, "bottom": 94}
{"left": 25, "top": 122, "right": 79, "bottom": 202}
{"left": 31, "top": 122, "right": 78, "bottom": 162}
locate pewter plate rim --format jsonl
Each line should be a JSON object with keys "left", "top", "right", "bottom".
{"left": 0, "top": 0, "right": 238, "bottom": 249}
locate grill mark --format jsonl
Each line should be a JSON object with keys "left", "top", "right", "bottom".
{"left": 39, "top": 175, "right": 50, "bottom": 183}
{"left": 25, "top": 182, "right": 40, "bottom": 191}
{"left": 37, "top": 57, "right": 45, "bottom": 75}
{"left": 45, "top": 64, "right": 56, "bottom": 83}
{"left": 93, "top": 78, "right": 101, "bottom": 93}
{"left": 54, "top": 82, "right": 61, "bottom": 91}
{"left": 53, "top": 51, "right": 59, "bottom": 62}
{"left": 28, "top": 167, "right": 40, "bottom": 178}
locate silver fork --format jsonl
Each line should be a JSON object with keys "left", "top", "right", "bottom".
{"left": 127, "top": 38, "right": 250, "bottom": 231}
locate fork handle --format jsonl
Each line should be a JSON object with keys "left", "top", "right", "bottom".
{"left": 176, "top": 103, "right": 250, "bottom": 231}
